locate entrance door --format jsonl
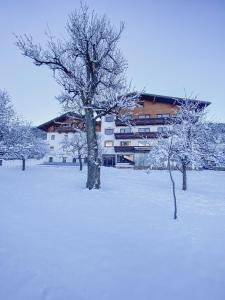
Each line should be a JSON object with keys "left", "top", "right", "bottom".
{"left": 102, "top": 155, "right": 115, "bottom": 167}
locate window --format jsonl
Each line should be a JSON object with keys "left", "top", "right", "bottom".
{"left": 63, "top": 123, "right": 71, "bottom": 127}
{"left": 50, "top": 146, "right": 54, "bottom": 150}
{"left": 157, "top": 127, "right": 168, "bottom": 133}
{"left": 72, "top": 158, "right": 76, "bottom": 163}
{"left": 117, "top": 154, "right": 134, "bottom": 164}
{"left": 49, "top": 157, "right": 53, "bottom": 163}
{"left": 120, "top": 141, "right": 131, "bottom": 146}
{"left": 157, "top": 113, "right": 170, "bottom": 118}
{"left": 120, "top": 128, "right": 132, "bottom": 133}
{"left": 51, "top": 134, "right": 55, "bottom": 140}
{"left": 138, "top": 114, "right": 150, "bottom": 119}
{"left": 105, "top": 128, "right": 114, "bottom": 135}
{"left": 104, "top": 140, "right": 114, "bottom": 147}
{"left": 138, "top": 128, "right": 150, "bottom": 133}
{"left": 105, "top": 115, "right": 114, "bottom": 122}
{"left": 138, "top": 140, "right": 150, "bottom": 146}
{"left": 62, "top": 157, "right": 67, "bottom": 163}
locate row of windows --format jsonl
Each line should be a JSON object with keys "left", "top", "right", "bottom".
{"left": 50, "top": 126, "right": 168, "bottom": 138}
{"left": 105, "top": 127, "right": 168, "bottom": 135}
{"left": 104, "top": 113, "right": 170, "bottom": 122}
{"left": 104, "top": 140, "right": 150, "bottom": 147}
{"left": 50, "top": 134, "right": 69, "bottom": 140}
{"left": 49, "top": 157, "right": 88, "bottom": 163}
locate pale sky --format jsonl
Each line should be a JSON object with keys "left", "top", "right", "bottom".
{"left": 1, "top": 0, "right": 225, "bottom": 125}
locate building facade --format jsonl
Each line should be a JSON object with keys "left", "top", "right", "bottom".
{"left": 38, "top": 94, "right": 210, "bottom": 167}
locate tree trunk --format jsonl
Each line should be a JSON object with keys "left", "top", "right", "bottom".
{"left": 182, "top": 163, "right": 187, "bottom": 191}
{"left": 168, "top": 157, "right": 178, "bottom": 220}
{"left": 22, "top": 158, "right": 26, "bottom": 171}
{"left": 85, "top": 108, "right": 101, "bottom": 189}
{"left": 78, "top": 153, "right": 82, "bottom": 171}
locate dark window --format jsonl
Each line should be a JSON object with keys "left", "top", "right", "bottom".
{"left": 138, "top": 114, "right": 150, "bottom": 119}
{"left": 120, "top": 128, "right": 132, "bottom": 133}
{"left": 105, "top": 115, "right": 114, "bottom": 122}
{"left": 62, "top": 157, "right": 67, "bottom": 163}
{"left": 105, "top": 128, "right": 114, "bottom": 135}
{"left": 72, "top": 158, "right": 76, "bottom": 163}
{"left": 138, "top": 128, "right": 150, "bottom": 133}
{"left": 49, "top": 157, "right": 53, "bottom": 163}
{"left": 120, "top": 141, "right": 131, "bottom": 146}
{"left": 50, "top": 146, "right": 54, "bottom": 150}
{"left": 157, "top": 127, "right": 168, "bottom": 133}
{"left": 157, "top": 113, "right": 170, "bottom": 118}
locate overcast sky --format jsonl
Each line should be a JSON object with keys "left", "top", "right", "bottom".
{"left": 1, "top": 0, "right": 225, "bottom": 125}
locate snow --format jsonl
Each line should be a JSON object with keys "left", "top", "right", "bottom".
{"left": 0, "top": 161, "right": 225, "bottom": 300}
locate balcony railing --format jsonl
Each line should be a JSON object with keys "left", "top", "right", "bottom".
{"left": 114, "top": 132, "right": 159, "bottom": 139}
{"left": 115, "top": 117, "right": 171, "bottom": 126}
{"left": 56, "top": 127, "right": 77, "bottom": 133}
{"left": 114, "top": 146, "right": 151, "bottom": 153}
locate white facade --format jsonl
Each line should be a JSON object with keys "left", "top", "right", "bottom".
{"left": 41, "top": 114, "right": 170, "bottom": 167}
{"left": 100, "top": 115, "right": 170, "bottom": 168}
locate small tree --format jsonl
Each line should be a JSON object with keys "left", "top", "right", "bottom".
{"left": 5, "top": 121, "right": 47, "bottom": 170}
{"left": 16, "top": 3, "right": 138, "bottom": 189}
{"left": 149, "top": 99, "right": 210, "bottom": 191}
{"left": 61, "top": 131, "right": 87, "bottom": 171}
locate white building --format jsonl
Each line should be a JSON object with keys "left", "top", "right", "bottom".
{"left": 38, "top": 94, "right": 210, "bottom": 167}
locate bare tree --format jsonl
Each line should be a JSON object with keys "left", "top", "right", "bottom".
{"left": 15, "top": 3, "right": 138, "bottom": 189}
{"left": 0, "top": 90, "right": 15, "bottom": 166}
{"left": 148, "top": 98, "right": 210, "bottom": 191}
{"left": 61, "top": 131, "right": 87, "bottom": 171}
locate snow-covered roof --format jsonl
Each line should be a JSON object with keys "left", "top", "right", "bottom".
{"left": 139, "top": 93, "right": 211, "bottom": 108}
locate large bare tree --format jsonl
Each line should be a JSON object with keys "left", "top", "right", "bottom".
{"left": 16, "top": 3, "right": 137, "bottom": 189}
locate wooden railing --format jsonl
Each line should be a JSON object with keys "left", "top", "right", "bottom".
{"left": 115, "top": 117, "right": 171, "bottom": 126}
{"left": 114, "top": 132, "right": 159, "bottom": 139}
{"left": 114, "top": 146, "right": 151, "bottom": 153}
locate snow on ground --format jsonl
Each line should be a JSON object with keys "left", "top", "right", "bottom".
{"left": 0, "top": 161, "right": 225, "bottom": 300}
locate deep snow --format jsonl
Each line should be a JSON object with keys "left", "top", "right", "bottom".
{"left": 0, "top": 161, "right": 225, "bottom": 300}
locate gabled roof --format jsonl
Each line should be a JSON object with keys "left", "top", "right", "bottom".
{"left": 38, "top": 112, "right": 83, "bottom": 131}
{"left": 139, "top": 93, "right": 211, "bottom": 108}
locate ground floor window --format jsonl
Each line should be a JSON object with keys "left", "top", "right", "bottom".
{"left": 72, "top": 158, "right": 76, "bottom": 163}
{"left": 117, "top": 154, "right": 134, "bottom": 164}
{"left": 62, "top": 157, "right": 67, "bottom": 163}
{"left": 102, "top": 155, "right": 115, "bottom": 167}
{"left": 49, "top": 157, "right": 53, "bottom": 163}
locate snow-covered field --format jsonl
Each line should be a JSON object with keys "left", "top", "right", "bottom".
{"left": 0, "top": 161, "right": 225, "bottom": 300}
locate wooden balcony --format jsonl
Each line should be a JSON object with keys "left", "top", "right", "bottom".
{"left": 115, "top": 117, "right": 171, "bottom": 126}
{"left": 114, "top": 146, "right": 151, "bottom": 153}
{"left": 114, "top": 132, "right": 159, "bottom": 139}
{"left": 56, "top": 127, "right": 77, "bottom": 133}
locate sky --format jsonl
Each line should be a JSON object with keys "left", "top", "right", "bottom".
{"left": 0, "top": 0, "right": 225, "bottom": 125}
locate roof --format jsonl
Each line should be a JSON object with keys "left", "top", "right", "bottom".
{"left": 139, "top": 93, "right": 211, "bottom": 108}
{"left": 38, "top": 112, "right": 83, "bottom": 131}
{"left": 37, "top": 93, "right": 211, "bottom": 131}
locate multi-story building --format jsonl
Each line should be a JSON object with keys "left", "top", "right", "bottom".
{"left": 38, "top": 93, "right": 210, "bottom": 167}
